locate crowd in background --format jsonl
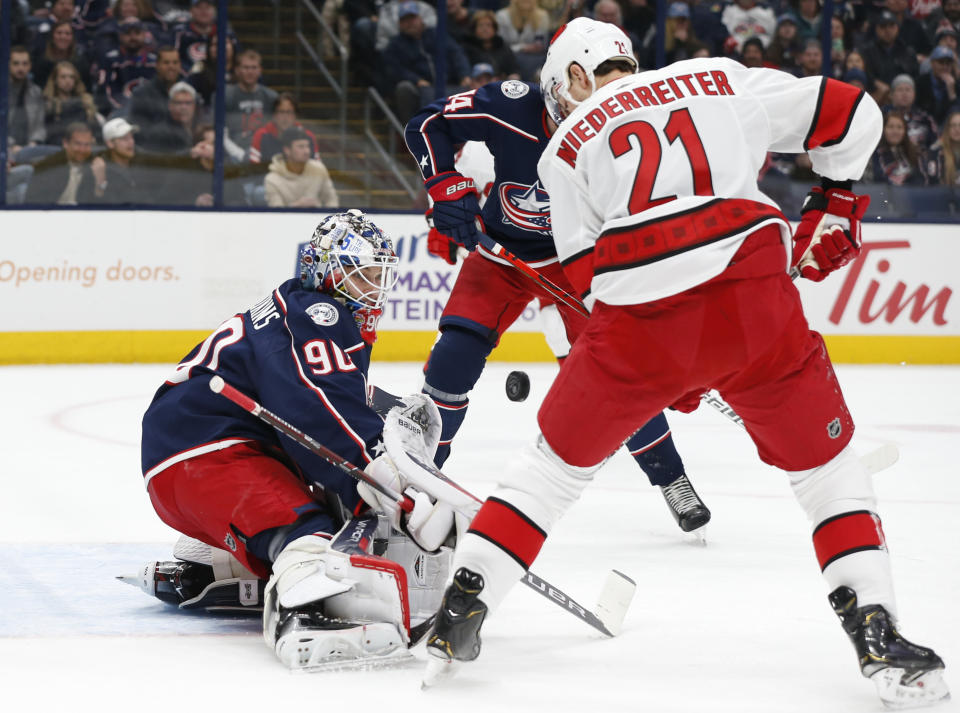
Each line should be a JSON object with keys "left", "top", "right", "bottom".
{"left": 5, "top": 0, "right": 960, "bottom": 210}
{"left": 5, "top": 0, "right": 339, "bottom": 207}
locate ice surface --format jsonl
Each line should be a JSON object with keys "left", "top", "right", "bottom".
{"left": 1, "top": 362, "right": 957, "bottom": 712}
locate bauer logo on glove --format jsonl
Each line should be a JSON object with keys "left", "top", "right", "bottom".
{"left": 792, "top": 185, "right": 870, "bottom": 282}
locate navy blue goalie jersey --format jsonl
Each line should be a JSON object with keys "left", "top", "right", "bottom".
{"left": 141, "top": 279, "right": 382, "bottom": 514}
{"left": 404, "top": 80, "right": 556, "bottom": 262}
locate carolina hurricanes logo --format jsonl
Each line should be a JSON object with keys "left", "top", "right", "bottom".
{"left": 498, "top": 181, "right": 551, "bottom": 233}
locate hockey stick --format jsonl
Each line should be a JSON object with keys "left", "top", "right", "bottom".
{"left": 477, "top": 232, "right": 590, "bottom": 318}
{"left": 699, "top": 390, "right": 900, "bottom": 475}
{"left": 210, "top": 376, "right": 633, "bottom": 638}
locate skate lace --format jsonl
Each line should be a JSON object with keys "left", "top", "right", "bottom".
{"left": 661, "top": 476, "right": 703, "bottom": 514}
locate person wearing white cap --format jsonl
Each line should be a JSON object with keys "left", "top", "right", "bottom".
{"left": 84, "top": 117, "right": 140, "bottom": 204}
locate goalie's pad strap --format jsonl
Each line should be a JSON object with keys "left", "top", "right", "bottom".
{"left": 813, "top": 510, "right": 886, "bottom": 571}
{"left": 467, "top": 497, "right": 547, "bottom": 570}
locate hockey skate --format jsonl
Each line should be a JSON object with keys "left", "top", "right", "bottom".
{"left": 423, "top": 567, "right": 488, "bottom": 688}
{"left": 272, "top": 604, "right": 411, "bottom": 672}
{"left": 659, "top": 474, "right": 711, "bottom": 539}
{"left": 118, "top": 537, "right": 264, "bottom": 612}
{"left": 830, "top": 586, "right": 949, "bottom": 709}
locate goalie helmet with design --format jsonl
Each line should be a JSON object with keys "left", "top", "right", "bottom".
{"left": 299, "top": 209, "right": 400, "bottom": 310}
{"left": 540, "top": 17, "right": 637, "bottom": 125}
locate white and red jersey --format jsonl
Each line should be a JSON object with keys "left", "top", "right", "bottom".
{"left": 537, "top": 58, "right": 882, "bottom": 307}
{"left": 454, "top": 141, "right": 495, "bottom": 207}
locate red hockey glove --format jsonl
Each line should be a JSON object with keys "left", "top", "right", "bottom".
{"left": 792, "top": 186, "right": 869, "bottom": 282}
{"left": 425, "top": 171, "right": 483, "bottom": 251}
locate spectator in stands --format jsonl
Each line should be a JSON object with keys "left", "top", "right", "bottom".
{"left": 382, "top": 2, "right": 471, "bottom": 124}
{"left": 911, "top": 0, "right": 942, "bottom": 22}
{"left": 645, "top": 1, "right": 708, "bottom": 66}
{"left": 844, "top": 66, "right": 871, "bottom": 89}
{"left": 176, "top": 0, "right": 216, "bottom": 71}
{"left": 249, "top": 93, "right": 319, "bottom": 164}
{"left": 468, "top": 62, "right": 496, "bottom": 89}
{"left": 31, "top": 21, "right": 92, "bottom": 92}
{"left": 594, "top": 0, "right": 642, "bottom": 52}
{"left": 139, "top": 81, "right": 199, "bottom": 154}
{"left": 829, "top": 15, "right": 849, "bottom": 77}
{"left": 447, "top": 0, "right": 476, "bottom": 43}
{"left": 31, "top": 0, "right": 85, "bottom": 57}
{"left": 375, "top": 0, "right": 438, "bottom": 51}
{"left": 461, "top": 10, "right": 521, "bottom": 80}
{"left": 544, "top": 0, "right": 585, "bottom": 32}
{"left": 926, "top": 110, "right": 960, "bottom": 184}
{"left": 869, "top": 110, "right": 929, "bottom": 184}
{"left": 721, "top": 0, "right": 777, "bottom": 51}
{"left": 224, "top": 49, "right": 277, "bottom": 154}
{"left": 82, "top": 116, "right": 140, "bottom": 204}
{"left": 917, "top": 45, "right": 960, "bottom": 121}
{"left": 928, "top": 0, "right": 960, "bottom": 36}
{"left": 794, "top": 0, "right": 822, "bottom": 40}
{"left": 844, "top": 48, "right": 874, "bottom": 89}
{"left": 188, "top": 30, "right": 238, "bottom": 109}
{"left": 95, "top": 17, "right": 157, "bottom": 114}
{"left": 691, "top": 0, "right": 732, "bottom": 56}
{"left": 925, "top": 27, "right": 959, "bottom": 73}
{"left": 621, "top": 0, "right": 654, "bottom": 49}
{"left": 887, "top": 74, "right": 940, "bottom": 148}
{"left": 885, "top": 0, "right": 932, "bottom": 54}
{"left": 740, "top": 36, "right": 768, "bottom": 67}
{"left": 496, "top": 0, "right": 551, "bottom": 80}
{"left": 859, "top": 10, "right": 921, "bottom": 102}
{"left": 25, "top": 122, "right": 95, "bottom": 204}
{"left": 95, "top": 0, "right": 170, "bottom": 57}
{"left": 767, "top": 13, "right": 803, "bottom": 72}
{"left": 166, "top": 125, "right": 246, "bottom": 206}
{"left": 8, "top": 46, "right": 47, "bottom": 155}
{"left": 128, "top": 46, "right": 183, "bottom": 133}
{"left": 797, "top": 38, "right": 825, "bottom": 75}
{"left": 43, "top": 61, "right": 100, "bottom": 146}
{"left": 264, "top": 127, "right": 339, "bottom": 208}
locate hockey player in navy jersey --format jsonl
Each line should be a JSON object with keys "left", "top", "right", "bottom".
{"left": 137, "top": 210, "right": 457, "bottom": 670}
{"left": 404, "top": 78, "right": 711, "bottom": 535}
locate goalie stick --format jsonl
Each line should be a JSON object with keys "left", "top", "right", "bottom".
{"left": 210, "top": 376, "right": 634, "bottom": 639}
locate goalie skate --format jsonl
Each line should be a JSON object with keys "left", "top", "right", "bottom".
{"left": 830, "top": 586, "right": 949, "bottom": 709}
{"left": 273, "top": 605, "right": 411, "bottom": 672}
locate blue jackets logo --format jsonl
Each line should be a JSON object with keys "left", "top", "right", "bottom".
{"left": 499, "top": 181, "right": 551, "bottom": 233}
{"left": 306, "top": 302, "right": 339, "bottom": 326}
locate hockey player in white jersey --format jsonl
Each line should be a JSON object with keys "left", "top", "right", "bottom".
{"left": 423, "top": 18, "right": 948, "bottom": 708}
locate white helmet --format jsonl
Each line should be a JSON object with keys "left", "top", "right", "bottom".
{"left": 299, "top": 209, "right": 399, "bottom": 310}
{"left": 540, "top": 17, "right": 637, "bottom": 125}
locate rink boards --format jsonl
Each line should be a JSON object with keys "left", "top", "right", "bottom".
{"left": 0, "top": 210, "right": 958, "bottom": 364}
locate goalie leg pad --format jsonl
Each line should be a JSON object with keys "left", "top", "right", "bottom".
{"left": 263, "top": 531, "right": 411, "bottom": 669}
{"left": 789, "top": 445, "right": 896, "bottom": 615}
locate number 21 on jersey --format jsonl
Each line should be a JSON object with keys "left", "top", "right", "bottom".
{"left": 608, "top": 107, "right": 714, "bottom": 214}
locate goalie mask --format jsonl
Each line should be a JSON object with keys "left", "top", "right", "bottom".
{"left": 541, "top": 17, "right": 637, "bottom": 125}
{"left": 299, "top": 209, "right": 400, "bottom": 310}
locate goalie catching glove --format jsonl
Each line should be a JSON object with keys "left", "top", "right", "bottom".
{"left": 358, "top": 394, "right": 455, "bottom": 553}
{"left": 425, "top": 171, "right": 483, "bottom": 252}
{"left": 792, "top": 183, "right": 869, "bottom": 282}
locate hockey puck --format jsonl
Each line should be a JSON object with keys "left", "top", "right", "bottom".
{"left": 505, "top": 370, "right": 530, "bottom": 402}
